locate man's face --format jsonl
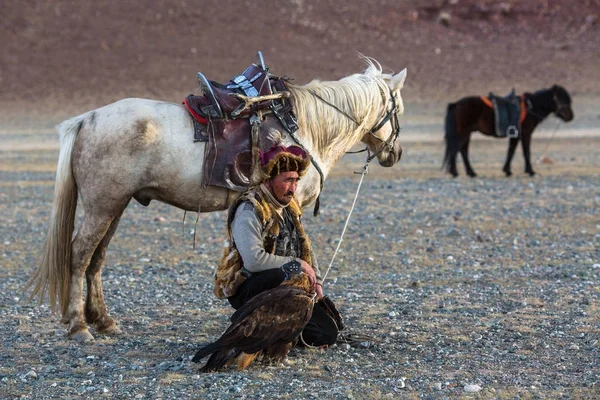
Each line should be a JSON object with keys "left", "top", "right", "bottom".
{"left": 266, "top": 171, "right": 300, "bottom": 205}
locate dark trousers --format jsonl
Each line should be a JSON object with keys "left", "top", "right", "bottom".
{"left": 228, "top": 269, "right": 339, "bottom": 346}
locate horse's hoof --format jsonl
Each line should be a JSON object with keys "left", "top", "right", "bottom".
{"left": 504, "top": 171, "right": 512, "bottom": 177}
{"left": 98, "top": 324, "right": 122, "bottom": 335}
{"left": 468, "top": 173, "right": 477, "bottom": 178}
{"left": 527, "top": 171, "right": 536, "bottom": 177}
{"left": 69, "top": 329, "right": 94, "bottom": 342}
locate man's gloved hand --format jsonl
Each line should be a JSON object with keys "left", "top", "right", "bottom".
{"left": 280, "top": 259, "right": 318, "bottom": 292}
{"left": 280, "top": 259, "right": 302, "bottom": 279}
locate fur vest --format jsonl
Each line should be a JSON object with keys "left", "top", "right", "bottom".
{"left": 213, "top": 188, "right": 312, "bottom": 299}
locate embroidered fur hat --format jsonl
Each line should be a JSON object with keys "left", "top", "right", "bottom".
{"left": 250, "top": 144, "right": 310, "bottom": 186}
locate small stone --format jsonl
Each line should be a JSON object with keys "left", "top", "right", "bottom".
{"left": 398, "top": 377, "right": 406, "bottom": 388}
{"left": 446, "top": 228, "right": 461, "bottom": 237}
{"left": 24, "top": 370, "right": 38, "bottom": 380}
{"left": 464, "top": 384, "right": 482, "bottom": 393}
{"left": 569, "top": 344, "right": 580, "bottom": 350}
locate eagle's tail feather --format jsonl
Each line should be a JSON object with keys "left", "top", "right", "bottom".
{"left": 200, "top": 348, "right": 241, "bottom": 372}
{"left": 192, "top": 342, "right": 223, "bottom": 363}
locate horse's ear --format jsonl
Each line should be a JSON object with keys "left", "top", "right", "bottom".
{"left": 391, "top": 68, "right": 407, "bottom": 90}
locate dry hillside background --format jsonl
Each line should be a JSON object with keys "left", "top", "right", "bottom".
{"left": 1, "top": 0, "right": 599, "bottom": 126}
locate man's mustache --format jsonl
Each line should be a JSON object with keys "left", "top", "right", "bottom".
{"left": 284, "top": 191, "right": 294, "bottom": 196}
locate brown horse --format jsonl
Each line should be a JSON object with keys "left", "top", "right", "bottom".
{"left": 443, "top": 85, "right": 573, "bottom": 177}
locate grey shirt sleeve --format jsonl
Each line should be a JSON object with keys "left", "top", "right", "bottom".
{"left": 231, "top": 203, "right": 294, "bottom": 273}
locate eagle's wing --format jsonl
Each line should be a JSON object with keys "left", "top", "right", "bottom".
{"left": 222, "top": 286, "right": 314, "bottom": 354}
{"left": 193, "top": 285, "right": 313, "bottom": 370}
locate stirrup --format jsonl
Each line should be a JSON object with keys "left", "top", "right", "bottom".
{"left": 196, "top": 72, "right": 223, "bottom": 119}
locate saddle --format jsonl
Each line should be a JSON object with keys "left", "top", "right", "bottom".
{"left": 183, "top": 52, "right": 299, "bottom": 192}
{"left": 481, "top": 89, "right": 525, "bottom": 138}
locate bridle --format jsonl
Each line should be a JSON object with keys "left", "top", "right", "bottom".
{"left": 525, "top": 89, "right": 571, "bottom": 121}
{"left": 309, "top": 85, "right": 402, "bottom": 163}
{"left": 553, "top": 92, "right": 571, "bottom": 116}
{"left": 286, "top": 84, "right": 401, "bottom": 216}
{"left": 364, "top": 88, "right": 402, "bottom": 163}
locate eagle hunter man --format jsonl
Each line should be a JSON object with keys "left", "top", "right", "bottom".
{"left": 213, "top": 144, "right": 342, "bottom": 346}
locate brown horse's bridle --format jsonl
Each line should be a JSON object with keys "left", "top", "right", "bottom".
{"left": 526, "top": 89, "right": 571, "bottom": 120}
{"left": 553, "top": 92, "right": 571, "bottom": 115}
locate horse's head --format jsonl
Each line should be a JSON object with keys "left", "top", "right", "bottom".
{"left": 551, "top": 85, "right": 574, "bottom": 122}
{"left": 360, "top": 68, "right": 407, "bottom": 167}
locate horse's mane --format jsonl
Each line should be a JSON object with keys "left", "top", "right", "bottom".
{"left": 286, "top": 58, "right": 394, "bottom": 161}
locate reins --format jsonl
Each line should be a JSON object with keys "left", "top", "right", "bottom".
{"left": 524, "top": 90, "right": 566, "bottom": 161}
{"left": 307, "top": 89, "right": 361, "bottom": 126}
{"left": 320, "top": 159, "right": 372, "bottom": 286}
{"left": 300, "top": 157, "right": 373, "bottom": 349}
{"left": 538, "top": 119, "right": 563, "bottom": 161}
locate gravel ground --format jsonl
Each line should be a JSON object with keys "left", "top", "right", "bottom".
{"left": 1, "top": 134, "right": 599, "bottom": 399}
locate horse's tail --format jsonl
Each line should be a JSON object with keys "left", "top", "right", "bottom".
{"left": 442, "top": 103, "right": 459, "bottom": 172}
{"left": 28, "top": 116, "right": 84, "bottom": 316}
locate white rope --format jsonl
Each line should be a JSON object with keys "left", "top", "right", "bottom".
{"left": 320, "top": 164, "right": 369, "bottom": 285}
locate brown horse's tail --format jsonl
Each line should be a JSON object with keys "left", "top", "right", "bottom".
{"left": 442, "top": 103, "right": 459, "bottom": 172}
{"left": 28, "top": 116, "right": 83, "bottom": 316}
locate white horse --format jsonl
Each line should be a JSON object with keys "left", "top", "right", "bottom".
{"left": 29, "top": 59, "right": 407, "bottom": 341}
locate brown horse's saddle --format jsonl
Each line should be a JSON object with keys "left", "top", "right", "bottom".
{"left": 182, "top": 52, "right": 300, "bottom": 192}
{"left": 483, "top": 90, "right": 524, "bottom": 138}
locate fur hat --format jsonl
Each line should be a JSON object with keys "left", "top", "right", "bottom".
{"left": 250, "top": 144, "right": 310, "bottom": 186}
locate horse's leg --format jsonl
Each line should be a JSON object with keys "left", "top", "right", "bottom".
{"left": 460, "top": 136, "right": 477, "bottom": 178}
{"left": 443, "top": 103, "right": 460, "bottom": 177}
{"left": 521, "top": 133, "right": 535, "bottom": 176}
{"left": 502, "top": 138, "right": 519, "bottom": 176}
{"left": 448, "top": 152, "right": 459, "bottom": 178}
{"left": 84, "top": 203, "right": 128, "bottom": 335}
{"left": 63, "top": 212, "right": 116, "bottom": 341}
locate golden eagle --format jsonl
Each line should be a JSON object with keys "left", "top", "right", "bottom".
{"left": 192, "top": 275, "right": 314, "bottom": 372}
